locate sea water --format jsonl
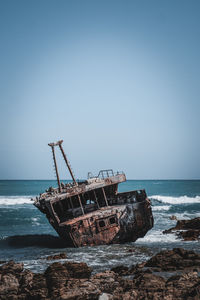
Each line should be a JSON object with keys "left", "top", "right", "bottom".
{"left": 0, "top": 180, "right": 200, "bottom": 273}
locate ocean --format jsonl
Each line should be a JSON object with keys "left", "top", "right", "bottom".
{"left": 0, "top": 180, "right": 200, "bottom": 273}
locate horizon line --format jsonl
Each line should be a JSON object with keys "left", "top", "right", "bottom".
{"left": 0, "top": 178, "right": 200, "bottom": 181}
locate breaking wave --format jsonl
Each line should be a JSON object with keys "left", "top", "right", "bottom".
{"left": 136, "top": 229, "right": 178, "bottom": 244}
{"left": 152, "top": 205, "right": 171, "bottom": 211}
{"left": 150, "top": 195, "right": 200, "bottom": 205}
{"left": 0, "top": 196, "right": 33, "bottom": 205}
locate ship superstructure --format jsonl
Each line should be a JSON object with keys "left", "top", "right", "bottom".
{"left": 34, "top": 140, "right": 153, "bottom": 247}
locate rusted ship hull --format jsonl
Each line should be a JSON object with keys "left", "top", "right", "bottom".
{"left": 33, "top": 140, "right": 154, "bottom": 248}
{"left": 53, "top": 198, "right": 153, "bottom": 247}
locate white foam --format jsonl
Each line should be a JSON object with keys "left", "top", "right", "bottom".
{"left": 150, "top": 195, "right": 200, "bottom": 205}
{"left": 0, "top": 196, "right": 33, "bottom": 205}
{"left": 136, "top": 230, "right": 178, "bottom": 244}
{"left": 31, "top": 217, "right": 39, "bottom": 221}
{"left": 172, "top": 212, "right": 200, "bottom": 220}
{"left": 152, "top": 205, "right": 171, "bottom": 211}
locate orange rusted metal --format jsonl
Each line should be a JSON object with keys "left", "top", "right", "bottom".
{"left": 34, "top": 141, "right": 154, "bottom": 247}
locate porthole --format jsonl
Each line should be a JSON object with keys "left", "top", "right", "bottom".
{"left": 99, "top": 220, "right": 105, "bottom": 228}
{"left": 109, "top": 217, "right": 116, "bottom": 225}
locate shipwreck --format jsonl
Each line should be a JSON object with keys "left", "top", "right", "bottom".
{"left": 34, "top": 140, "right": 154, "bottom": 247}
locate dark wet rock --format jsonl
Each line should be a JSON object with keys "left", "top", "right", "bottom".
{"left": 0, "top": 260, "right": 23, "bottom": 298}
{"left": 44, "top": 262, "right": 69, "bottom": 298}
{"left": 145, "top": 248, "right": 200, "bottom": 271}
{"left": 0, "top": 260, "right": 24, "bottom": 277}
{"left": 174, "top": 217, "right": 200, "bottom": 230}
{"left": 170, "top": 215, "right": 178, "bottom": 220}
{"left": 164, "top": 217, "right": 200, "bottom": 241}
{"left": 63, "top": 261, "right": 92, "bottom": 279}
{"left": 0, "top": 273, "right": 20, "bottom": 296}
{"left": 27, "top": 273, "right": 48, "bottom": 300}
{"left": 111, "top": 262, "right": 146, "bottom": 277}
{"left": 44, "top": 261, "right": 92, "bottom": 299}
{"left": 63, "top": 279, "right": 101, "bottom": 299}
{"left": 127, "top": 249, "right": 135, "bottom": 253}
{"left": 111, "top": 265, "right": 129, "bottom": 276}
{"left": 133, "top": 271, "right": 166, "bottom": 299}
{"left": 177, "top": 229, "right": 200, "bottom": 241}
{"left": 91, "top": 271, "right": 120, "bottom": 294}
{"left": 129, "top": 262, "right": 146, "bottom": 275}
{"left": 44, "top": 252, "right": 67, "bottom": 260}
{"left": 1, "top": 249, "right": 200, "bottom": 299}
{"left": 165, "top": 271, "right": 200, "bottom": 299}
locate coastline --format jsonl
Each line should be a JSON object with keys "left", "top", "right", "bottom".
{"left": 1, "top": 246, "right": 200, "bottom": 299}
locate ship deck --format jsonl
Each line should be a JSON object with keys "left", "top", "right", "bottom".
{"left": 59, "top": 205, "right": 126, "bottom": 226}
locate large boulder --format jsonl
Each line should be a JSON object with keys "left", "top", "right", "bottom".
{"left": 0, "top": 260, "right": 23, "bottom": 298}
{"left": 145, "top": 248, "right": 200, "bottom": 271}
{"left": 63, "top": 261, "right": 92, "bottom": 279}
{"left": 163, "top": 217, "right": 200, "bottom": 241}
{"left": 166, "top": 271, "right": 200, "bottom": 299}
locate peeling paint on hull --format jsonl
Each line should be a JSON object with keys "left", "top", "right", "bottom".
{"left": 57, "top": 201, "right": 153, "bottom": 247}
{"left": 33, "top": 140, "right": 154, "bottom": 248}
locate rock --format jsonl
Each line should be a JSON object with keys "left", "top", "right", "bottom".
{"left": 44, "top": 252, "right": 67, "bottom": 260}
{"left": 19, "top": 269, "right": 34, "bottom": 292}
{"left": 44, "top": 261, "right": 92, "bottom": 299}
{"left": 127, "top": 249, "right": 135, "bottom": 253}
{"left": 62, "top": 279, "right": 101, "bottom": 299}
{"left": 0, "top": 260, "right": 24, "bottom": 298}
{"left": 132, "top": 271, "right": 166, "bottom": 300}
{"left": 145, "top": 248, "right": 200, "bottom": 271}
{"left": 133, "top": 271, "right": 165, "bottom": 289}
{"left": 129, "top": 262, "right": 146, "bottom": 275}
{"left": 44, "top": 262, "right": 69, "bottom": 298}
{"left": 0, "top": 273, "right": 19, "bottom": 296}
{"left": 166, "top": 271, "right": 200, "bottom": 299}
{"left": 163, "top": 217, "right": 200, "bottom": 241}
{"left": 170, "top": 215, "right": 178, "bottom": 220}
{"left": 0, "top": 260, "right": 24, "bottom": 277}
{"left": 0, "top": 249, "right": 200, "bottom": 300}
{"left": 111, "top": 265, "right": 129, "bottom": 276}
{"left": 91, "top": 271, "right": 120, "bottom": 294}
{"left": 111, "top": 262, "right": 146, "bottom": 277}
{"left": 63, "top": 261, "right": 92, "bottom": 278}
{"left": 178, "top": 229, "right": 200, "bottom": 241}
{"left": 175, "top": 218, "right": 200, "bottom": 230}
{"left": 27, "top": 273, "right": 48, "bottom": 299}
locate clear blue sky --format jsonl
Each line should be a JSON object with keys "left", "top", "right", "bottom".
{"left": 0, "top": 0, "right": 200, "bottom": 180}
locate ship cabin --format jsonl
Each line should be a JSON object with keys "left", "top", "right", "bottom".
{"left": 44, "top": 170, "right": 147, "bottom": 225}
{"left": 37, "top": 141, "right": 147, "bottom": 225}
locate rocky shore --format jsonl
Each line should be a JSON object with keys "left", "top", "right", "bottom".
{"left": 163, "top": 217, "right": 200, "bottom": 241}
{"left": 1, "top": 247, "right": 200, "bottom": 300}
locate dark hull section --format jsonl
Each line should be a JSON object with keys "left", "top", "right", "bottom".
{"left": 113, "top": 201, "right": 154, "bottom": 244}
{"left": 50, "top": 199, "right": 153, "bottom": 247}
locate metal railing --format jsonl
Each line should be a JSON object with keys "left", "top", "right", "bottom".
{"left": 87, "top": 169, "right": 124, "bottom": 179}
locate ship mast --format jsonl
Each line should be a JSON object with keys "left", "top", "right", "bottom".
{"left": 58, "top": 141, "right": 77, "bottom": 185}
{"left": 48, "top": 140, "right": 84, "bottom": 214}
{"left": 48, "top": 142, "right": 61, "bottom": 192}
{"left": 48, "top": 140, "right": 77, "bottom": 189}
